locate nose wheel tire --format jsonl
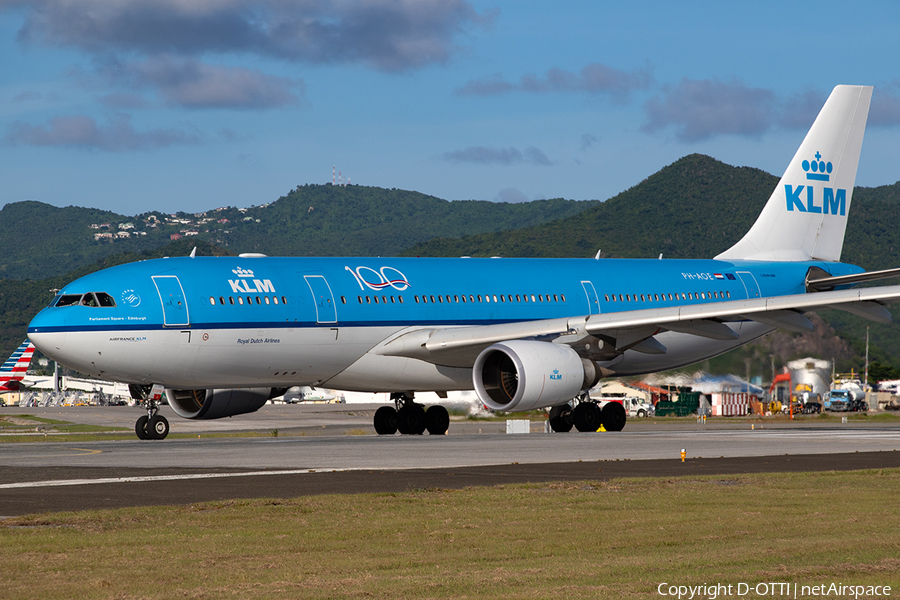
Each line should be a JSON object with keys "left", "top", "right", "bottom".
{"left": 148, "top": 415, "right": 170, "bottom": 439}
{"left": 135, "top": 414, "right": 170, "bottom": 440}
{"left": 135, "top": 415, "right": 150, "bottom": 440}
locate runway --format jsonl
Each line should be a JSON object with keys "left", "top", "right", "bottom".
{"left": 2, "top": 405, "right": 900, "bottom": 516}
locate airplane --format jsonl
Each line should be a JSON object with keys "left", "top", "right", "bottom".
{"left": 0, "top": 340, "right": 36, "bottom": 392}
{"left": 27, "top": 85, "right": 900, "bottom": 440}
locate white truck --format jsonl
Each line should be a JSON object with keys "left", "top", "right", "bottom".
{"left": 596, "top": 396, "right": 654, "bottom": 418}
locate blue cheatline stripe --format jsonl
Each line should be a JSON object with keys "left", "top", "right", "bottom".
{"left": 27, "top": 317, "right": 530, "bottom": 335}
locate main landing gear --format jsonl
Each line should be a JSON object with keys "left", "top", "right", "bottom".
{"left": 548, "top": 394, "right": 627, "bottom": 433}
{"left": 129, "top": 384, "right": 170, "bottom": 440}
{"left": 373, "top": 393, "right": 450, "bottom": 436}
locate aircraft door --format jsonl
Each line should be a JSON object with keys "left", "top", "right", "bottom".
{"left": 581, "top": 281, "right": 600, "bottom": 314}
{"left": 736, "top": 271, "right": 761, "bottom": 299}
{"left": 304, "top": 275, "right": 337, "bottom": 324}
{"left": 152, "top": 275, "right": 190, "bottom": 327}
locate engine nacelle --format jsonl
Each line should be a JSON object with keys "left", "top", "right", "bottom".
{"left": 473, "top": 341, "right": 600, "bottom": 412}
{"left": 166, "top": 387, "right": 276, "bottom": 419}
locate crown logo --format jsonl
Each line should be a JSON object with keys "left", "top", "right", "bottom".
{"left": 802, "top": 151, "right": 832, "bottom": 182}
{"left": 232, "top": 267, "right": 255, "bottom": 277}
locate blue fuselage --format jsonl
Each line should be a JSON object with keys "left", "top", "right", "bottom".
{"left": 27, "top": 255, "right": 862, "bottom": 390}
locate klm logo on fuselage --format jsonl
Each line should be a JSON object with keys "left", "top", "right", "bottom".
{"left": 785, "top": 151, "right": 846, "bottom": 216}
{"left": 229, "top": 279, "right": 276, "bottom": 293}
{"left": 228, "top": 266, "right": 276, "bottom": 294}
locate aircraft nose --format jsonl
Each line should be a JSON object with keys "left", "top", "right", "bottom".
{"left": 27, "top": 309, "right": 68, "bottom": 364}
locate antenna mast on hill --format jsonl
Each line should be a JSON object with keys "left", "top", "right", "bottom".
{"left": 332, "top": 165, "right": 335, "bottom": 185}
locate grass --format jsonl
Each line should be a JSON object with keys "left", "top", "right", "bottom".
{"left": 1, "top": 469, "right": 899, "bottom": 599}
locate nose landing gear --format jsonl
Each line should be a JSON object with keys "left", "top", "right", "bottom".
{"left": 129, "top": 384, "right": 170, "bottom": 440}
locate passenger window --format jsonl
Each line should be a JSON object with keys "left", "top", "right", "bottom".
{"left": 219, "top": 297, "right": 225, "bottom": 305}
{"left": 266, "top": 297, "right": 271, "bottom": 305}
{"left": 209, "top": 296, "right": 216, "bottom": 306}
{"left": 238, "top": 297, "right": 244, "bottom": 305}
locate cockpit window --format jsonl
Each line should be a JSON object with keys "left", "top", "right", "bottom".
{"left": 96, "top": 292, "right": 116, "bottom": 307}
{"left": 82, "top": 293, "right": 99, "bottom": 307}
{"left": 52, "top": 292, "right": 117, "bottom": 308}
{"left": 54, "top": 294, "right": 82, "bottom": 307}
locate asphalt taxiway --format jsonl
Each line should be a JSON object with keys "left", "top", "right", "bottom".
{"left": 2, "top": 404, "right": 900, "bottom": 515}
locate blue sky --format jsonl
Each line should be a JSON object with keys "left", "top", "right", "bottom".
{"left": 2, "top": 1, "right": 900, "bottom": 215}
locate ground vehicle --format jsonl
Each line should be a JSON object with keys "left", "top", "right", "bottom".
{"left": 620, "top": 396, "right": 654, "bottom": 418}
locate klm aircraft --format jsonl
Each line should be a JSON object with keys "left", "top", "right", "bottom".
{"left": 27, "top": 85, "right": 900, "bottom": 439}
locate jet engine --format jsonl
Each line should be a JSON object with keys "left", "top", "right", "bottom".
{"left": 166, "top": 387, "right": 284, "bottom": 419}
{"left": 473, "top": 340, "right": 600, "bottom": 412}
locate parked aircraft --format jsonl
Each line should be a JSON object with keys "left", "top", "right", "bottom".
{"left": 0, "top": 341, "right": 36, "bottom": 392}
{"left": 27, "top": 85, "right": 900, "bottom": 439}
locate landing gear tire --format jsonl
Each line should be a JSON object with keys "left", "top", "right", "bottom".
{"left": 135, "top": 415, "right": 150, "bottom": 440}
{"left": 147, "top": 415, "right": 170, "bottom": 440}
{"left": 573, "top": 402, "right": 602, "bottom": 432}
{"left": 374, "top": 406, "right": 398, "bottom": 435}
{"left": 425, "top": 405, "right": 450, "bottom": 435}
{"left": 601, "top": 401, "right": 627, "bottom": 432}
{"left": 131, "top": 384, "right": 169, "bottom": 440}
{"left": 548, "top": 405, "right": 573, "bottom": 432}
{"left": 397, "top": 404, "right": 427, "bottom": 435}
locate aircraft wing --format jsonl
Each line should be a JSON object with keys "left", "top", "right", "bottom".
{"left": 377, "top": 284, "right": 900, "bottom": 367}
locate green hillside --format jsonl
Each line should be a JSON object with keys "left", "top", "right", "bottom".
{"left": 0, "top": 186, "right": 599, "bottom": 280}
{"left": 402, "top": 155, "right": 776, "bottom": 259}
{"left": 404, "top": 154, "right": 900, "bottom": 269}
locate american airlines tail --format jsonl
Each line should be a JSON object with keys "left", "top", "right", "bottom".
{"left": 716, "top": 85, "right": 872, "bottom": 262}
{"left": 0, "top": 340, "right": 35, "bottom": 391}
